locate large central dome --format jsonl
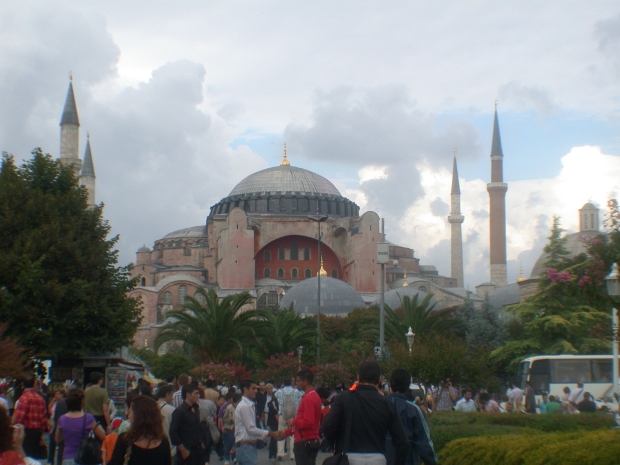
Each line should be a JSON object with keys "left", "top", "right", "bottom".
{"left": 229, "top": 165, "right": 341, "bottom": 197}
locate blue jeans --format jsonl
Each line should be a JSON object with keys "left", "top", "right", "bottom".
{"left": 224, "top": 430, "right": 236, "bottom": 461}
{"left": 236, "top": 444, "right": 257, "bottom": 465}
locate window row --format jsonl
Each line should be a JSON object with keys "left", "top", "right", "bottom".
{"left": 161, "top": 286, "right": 207, "bottom": 307}
{"left": 263, "top": 244, "right": 311, "bottom": 262}
{"left": 263, "top": 267, "right": 339, "bottom": 279}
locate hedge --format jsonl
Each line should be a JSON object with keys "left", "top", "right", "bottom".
{"left": 439, "top": 430, "right": 620, "bottom": 465}
{"left": 427, "top": 412, "right": 615, "bottom": 452}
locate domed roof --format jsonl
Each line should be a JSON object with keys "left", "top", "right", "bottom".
{"left": 373, "top": 287, "right": 439, "bottom": 311}
{"left": 580, "top": 202, "right": 598, "bottom": 210}
{"left": 162, "top": 225, "right": 206, "bottom": 239}
{"left": 280, "top": 277, "right": 365, "bottom": 316}
{"left": 229, "top": 165, "right": 341, "bottom": 197}
{"left": 530, "top": 230, "right": 600, "bottom": 278}
{"left": 137, "top": 245, "right": 151, "bottom": 253}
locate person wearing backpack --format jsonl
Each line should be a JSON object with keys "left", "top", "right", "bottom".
{"left": 274, "top": 378, "right": 301, "bottom": 460}
{"left": 385, "top": 369, "right": 437, "bottom": 465}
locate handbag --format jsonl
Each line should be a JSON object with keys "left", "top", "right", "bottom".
{"left": 75, "top": 416, "right": 102, "bottom": 465}
{"left": 322, "top": 392, "right": 355, "bottom": 465}
{"left": 208, "top": 418, "right": 221, "bottom": 443}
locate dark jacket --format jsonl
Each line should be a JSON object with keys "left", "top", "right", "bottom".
{"left": 170, "top": 401, "right": 202, "bottom": 450}
{"left": 322, "top": 386, "right": 409, "bottom": 465}
{"left": 386, "top": 393, "right": 437, "bottom": 465}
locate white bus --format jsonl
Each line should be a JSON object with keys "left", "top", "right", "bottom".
{"left": 518, "top": 355, "right": 619, "bottom": 401}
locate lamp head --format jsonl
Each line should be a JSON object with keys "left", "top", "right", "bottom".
{"left": 606, "top": 263, "right": 620, "bottom": 297}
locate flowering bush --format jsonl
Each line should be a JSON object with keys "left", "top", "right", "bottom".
{"left": 254, "top": 353, "right": 304, "bottom": 384}
{"left": 315, "top": 362, "right": 356, "bottom": 389}
{"left": 191, "top": 362, "right": 252, "bottom": 384}
{"left": 546, "top": 267, "right": 572, "bottom": 283}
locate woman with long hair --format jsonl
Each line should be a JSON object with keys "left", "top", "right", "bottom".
{"left": 55, "top": 388, "right": 106, "bottom": 465}
{"left": 108, "top": 395, "right": 171, "bottom": 465}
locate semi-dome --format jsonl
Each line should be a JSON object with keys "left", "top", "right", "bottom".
{"left": 229, "top": 165, "right": 341, "bottom": 197}
{"left": 280, "top": 277, "right": 365, "bottom": 316}
{"left": 162, "top": 225, "right": 207, "bottom": 239}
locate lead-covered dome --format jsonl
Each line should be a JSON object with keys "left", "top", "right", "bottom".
{"left": 229, "top": 165, "right": 341, "bottom": 197}
{"left": 281, "top": 277, "right": 365, "bottom": 316}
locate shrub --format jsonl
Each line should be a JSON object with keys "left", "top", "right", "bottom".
{"left": 439, "top": 430, "right": 620, "bottom": 465}
{"left": 431, "top": 424, "right": 526, "bottom": 452}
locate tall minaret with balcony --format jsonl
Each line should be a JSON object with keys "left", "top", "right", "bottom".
{"left": 58, "top": 77, "right": 82, "bottom": 177}
{"left": 448, "top": 150, "right": 464, "bottom": 287}
{"left": 487, "top": 104, "right": 508, "bottom": 287}
{"left": 80, "top": 134, "right": 96, "bottom": 207}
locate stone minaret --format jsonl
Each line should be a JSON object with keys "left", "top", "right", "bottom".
{"left": 80, "top": 134, "right": 96, "bottom": 207}
{"left": 59, "top": 78, "right": 82, "bottom": 177}
{"left": 448, "top": 151, "right": 464, "bottom": 287}
{"left": 487, "top": 105, "right": 508, "bottom": 287}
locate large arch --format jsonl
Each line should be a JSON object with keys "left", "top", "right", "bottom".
{"left": 254, "top": 235, "right": 343, "bottom": 281}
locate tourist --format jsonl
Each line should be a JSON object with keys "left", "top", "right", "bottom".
{"left": 538, "top": 394, "right": 549, "bottom": 414}
{"left": 223, "top": 392, "right": 241, "bottom": 465}
{"left": 203, "top": 379, "right": 220, "bottom": 405}
{"left": 108, "top": 395, "right": 171, "bottom": 465}
{"left": 84, "top": 372, "right": 112, "bottom": 431}
{"left": 386, "top": 368, "right": 437, "bottom": 465}
{"left": 577, "top": 392, "right": 597, "bottom": 413}
{"left": 524, "top": 381, "right": 537, "bottom": 414}
{"left": 265, "top": 384, "right": 280, "bottom": 461}
{"left": 454, "top": 389, "right": 477, "bottom": 412}
{"left": 569, "top": 382, "right": 585, "bottom": 404}
{"left": 234, "top": 380, "right": 282, "bottom": 465}
{"left": 508, "top": 383, "right": 523, "bottom": 404}
{"left": 545, "top": 395, "right": 562, "bottom": 414}
{"left": 478, "top": 393, "right": 500, "bottom": 413}
{"left": 322, "top": 361, "right": 409, "bottom": 465}
{"left": 430, "top": 378, "right": 457, "bottom": 412}
{"left": 0, "top": 406, "right": 26, "bottom": 465}
{"left": 55, "top": 388, "right": 106, "bottom": 464}
{"left": 156, "top": 385, "right": 177, "bottom": 460}
{"left": 12, "top": 376, "right": 48, "bottom": 462}
{"left": 173, "top": 374, "right": 190, "bottom": 408}
{"left": 198, "top": 385, "right": 218, "bottom": 465}
{"left": 170, "top": 384, "right": 204, "bottom": 465}
{"left": 255, "top": 381, "right": 268, "bottom": 429}
{"left": 274, "top": 377, "right": 301, "bottom": 460}
{"left": 560, "top": 386, "right": 571, "bottom": 403}
{"left": 101, "top": 418, "right": 123, "bottom": 465}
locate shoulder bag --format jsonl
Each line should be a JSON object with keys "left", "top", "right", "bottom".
{"left": 75, "top": 415, "right": 102, "bottom": 465}
{"left": 322, "top": 392, "right": 354, "bottom": 465}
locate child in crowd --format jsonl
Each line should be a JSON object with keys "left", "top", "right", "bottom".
{"left": 101, "top": 418, "right": 123, "bottom": 465}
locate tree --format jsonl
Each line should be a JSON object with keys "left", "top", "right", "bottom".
{"left": 0, "top": 324, "right": 31, "bottom": 378}
{"left": 155, "top": 288, "right": 271, "bottom": 363}
{"left": 538, "top": 215, "right": 570, "bottom": 283}
{"left": 150, "top": 352, "right": 195, "bottom": 380}
{"left": 254, "top": 308, "right": 317, "bottom": 359}
{"left": 0, "top": 150, "right": 141, "bottom": 359}
{"left": 457, "top": 300, "right": 506, "bottom": 350}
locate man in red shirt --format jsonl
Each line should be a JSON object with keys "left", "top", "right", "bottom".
{"left": 284, "top": 369, "right": 322, "bottom": 465}
{"left": 12, "top": 376, "right": 48, "bottom": 461}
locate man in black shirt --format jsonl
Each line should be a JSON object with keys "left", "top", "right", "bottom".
{"left": 323, "top": 361, "right": 409, "bottom": 465}
{"left": 170, "top": 384, "right": 204, "bottom": 465}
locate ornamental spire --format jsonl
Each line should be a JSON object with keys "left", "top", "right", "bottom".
{"left": 402, "top": 268, "right": 409, "bottom": 287}
{"left": 318, "top": 255, "right": 327, "bottom": 276}
{"left": 280, "top": 143, "right": 290, "bottom": 166}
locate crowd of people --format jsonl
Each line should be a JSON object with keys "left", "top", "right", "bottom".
{"left": 0, "top": 363, "right": 609, "bottom": 465}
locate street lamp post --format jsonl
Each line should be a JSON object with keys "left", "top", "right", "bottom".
{"left": 605, "top": 263, "right": 620, "bottom": 399}
{"left": 308, "top": 214, "right": 328, "bottom": 361}
{"left": 406, "top": 327, "right": 415, "bottom": 353}
{"left": 297, "top": 345, "right": 303, "bottom": 369}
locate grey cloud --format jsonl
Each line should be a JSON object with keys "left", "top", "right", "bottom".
{"left": 517, "top": 213, "right": 551, "bottom": 278}
{"left": 594, "top": 13, "right": 620, "bottom": 76}
{"left": 498, "top": 81, "right": 557, "bottom": 114}
{"left": 471, "top": 209, "right": 489, "bottom": 219}
{"left": 430, "top": 197, "right": 449, "bottom": 217}
{"left": 421, "top": 239, "right": 449, "bottom": 279}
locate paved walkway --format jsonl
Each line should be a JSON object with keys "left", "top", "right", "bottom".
{"left": 241, "top": 448, "right": 333, "bottom": 465}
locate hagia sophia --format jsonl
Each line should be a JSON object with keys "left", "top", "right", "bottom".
{"left": 54, "top": 80, "right": 603, "bottom": 350}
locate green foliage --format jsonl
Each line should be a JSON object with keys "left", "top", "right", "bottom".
{"left": 155, "top": 288, "right": 270, "bottom": 363}
{"left": 457, "top": 300, "right": 506, "bottom": 349}
{"left": 253, "top": 308, "right": 317, "bottom": 359}
{"left": 150, "top": 352, "right": 195, "bottom": 380}
{"left": 439, "top": 430, "right": 620, "bottom": 465}
{"left": 538, "top": 215, "right": 570, "bottom": 282}
{"left": 315, "top": 362, "right": 357, "bottom": 389}
{"left": 254, "top": 353, "right": 303, "bottom": 384}
{"left": 192, "top": 362, "right": 253, "bottom": 385}
{"left": 130, "top": 347, "right": 158, "bottom": 367}
{"left": 0, "top": 150, "right": 141, "bottom": 359}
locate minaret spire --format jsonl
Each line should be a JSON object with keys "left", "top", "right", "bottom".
{"left": 448, "top": 149, "right": 464, "bottom": 287}
{"left": 59, "top": 78, "right": 82, "bottom": 176}
{"left": 80, "top": 133, "right": 96, "bottom": 208}
{"left": 487, "top": 104, "right": 508, "bottom": 286}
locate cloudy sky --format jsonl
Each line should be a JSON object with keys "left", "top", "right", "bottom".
{"left": 2, "top": 1, "right": 620, "bottom": 289}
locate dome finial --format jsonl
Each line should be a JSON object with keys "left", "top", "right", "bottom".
{"left": 280, "top": 143, "right": 290, "bottom": 166}
{"left": 517, "top": 263, "right": 526, "bottom": 282}
{"left": 403, "top": 268, "right": 409, "bottom": 287}
{"left": 318, "top": 255, "right": 327, "bottom": 276}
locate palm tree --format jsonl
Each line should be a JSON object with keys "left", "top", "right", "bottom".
{"left": 372, "top": 293, "right": 463, "bottom": 344}
{"left": 254, "top": 308, "right": 317, "bottom": 358}
{"left": 154, "top": 288, "right": 271, "bottom": 363}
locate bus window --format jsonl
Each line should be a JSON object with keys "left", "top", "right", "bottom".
{"left": 551, "top": 360, "right": 591, "bottom": 384}
{"left": 592, "top": 360, "right": 612, "bottom": 382}
{"left": 529, "top": 359, "right": 550, "bottom": 393}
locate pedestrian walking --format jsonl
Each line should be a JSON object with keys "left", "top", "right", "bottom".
{"left": 274, "top": 378, "right": 301, "bottom": 460}
{"left": 223, "top": 393, "right": 241, "bottom": 465}
{"left": 170, "top": 384, "right": 204, "bottom": 465}
{"left": 156, "top": 384, "right": 177, "bottom": 460}
{"left": 84, "top": 372, "right": 112, "bottom": 431}
{"left": 322, "top": 361, "right": 409, "bottom": 465}
{"left": 265, "top": 384, "right": 279, "bottom": 461}
{"left": 12, "top": 376, "right": 49, "bottom": 462}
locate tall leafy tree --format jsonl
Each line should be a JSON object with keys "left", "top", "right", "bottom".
{"left": 538, "top": 215, "right": 570, "bottom": 283}
{"left": 457, "top": 299, "right": 506, "bottom": 349}
{"left": 155, "top": 288, "right": 270, "bottom": 363}
{"left": 0, "top": 150, "right": 141, "bottom": 359}
{"left": 254, "top": 308, "right": 317, "bottom": 359}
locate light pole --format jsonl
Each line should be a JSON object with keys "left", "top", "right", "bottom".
{"left": 406, "top": 327, "right": 415, "bottom": 353}
{"left": 297, "top": 345, "right": 303, "bottom": 369}
{"left": 308, "top": 214, "right": 328, "bottom": 361}
{"left": 605, "top": 263, "right": 620, "bottom": 399}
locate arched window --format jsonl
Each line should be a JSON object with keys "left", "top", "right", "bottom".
{"left": 267, "top": 291, "right": 278, "bottom": 306}
{"left": 140, "top": 277, "right": 146, "bottom": 286}
{"left": 264, "top": 250, "right": 271, "bottom": 262}
{"left": 291, "top": 197, "right": 297, "bottom": 211}
{"left": 163, "top": 291, "right": 172, "bottom": 304}
{"left": 277, "top": 267, "right": 285, "bottom": 278}
{"left": 305, "top": 268, "right": 312, "bottom": 278}
{"left": 194, "top": 291, "right": 206, "bottom": 306}
{"left": 291, "top": 268, "right": 298, "bottom": 279}
{"left": 304, "top": 247, "right": 310, "bottom": 260}
{"left": 290, "top": 240, "right": 298, "bottom": 260}
{"left": 156, "top": 306, "right": 164, "bottom": 323}
{"left": 178, "top": 286, "right": 188, "bottom": 305}
{"left": 280, "top": 197, "right": 286, "bottom": 211}
{"left": 418, "top": 286, "right": 427, "bottom": 292}
{"left": 278, "top": 246, "right": 285, "bottom": 260}
{"left": 184, "top": 244, "right": 191, "bottom": 256}
{"left": 264, "top": 267, "right": 271, "bottom": 278}
{"left": 331, "top": 268, "right": 338, "bottom": 278}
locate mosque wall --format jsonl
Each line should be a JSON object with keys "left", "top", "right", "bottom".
{"left": 217, "top": 208, "right": 255, "bottom": 289}
{"left": 346, "top": 211, "right": 382, "bottom": 293}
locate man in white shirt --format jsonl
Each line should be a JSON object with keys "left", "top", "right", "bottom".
{"left": 455, "top": 389, "right": 477, "bottom": 412}
{"left": 508, "top": 383, "right": 523, "bottom": 404}
{"left": 569, "top": 382, "right": 585, "bottom": 404}
{"left": 156, "top": 385, "right": 177, "bottom": 458}
{"left": 235, "top": 379, "right": 282, "bottom": 465}
{"left": 274, "top": 378, "right": 302, "bottom": 460}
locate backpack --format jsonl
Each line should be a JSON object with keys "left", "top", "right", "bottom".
{"left": 282, "top": 389, "right": 297, "bottom": 421}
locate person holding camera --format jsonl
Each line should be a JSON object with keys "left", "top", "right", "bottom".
{"left": 430, "top": 379, "right": 457, "bottom": 412}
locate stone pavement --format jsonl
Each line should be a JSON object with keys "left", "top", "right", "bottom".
{"left": 251, "top": 449, "right": 333, "bottom": 465}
